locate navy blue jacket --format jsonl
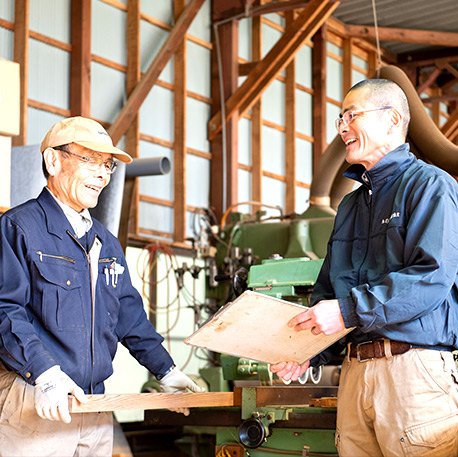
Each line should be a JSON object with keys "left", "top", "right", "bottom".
{"left": 0, "top": 188, "right": 173, "bottom": 393}
{"left": 311, "top": 144, "right": 458, "bottom": 366}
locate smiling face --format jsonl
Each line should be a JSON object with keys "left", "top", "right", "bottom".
{"left": 44, "top": 143, "right": 111, "bottom": 212}
{"left": 339, "top": 88, "right": 399, "bottom": 170}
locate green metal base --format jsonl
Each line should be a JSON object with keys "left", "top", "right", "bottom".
{"left": 216, "top": 427, "right": 338, "bottom": 456}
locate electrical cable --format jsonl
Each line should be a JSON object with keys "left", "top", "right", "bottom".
{"left": 220, "top": 201, "right": 284, "bottom": 230}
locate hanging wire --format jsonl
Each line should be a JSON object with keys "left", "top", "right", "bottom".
{"left": 371, "top": 0, "right": 383, "bottom": 76}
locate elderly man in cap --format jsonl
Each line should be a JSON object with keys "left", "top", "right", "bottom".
{"left": 0, "top": 117, "right": 202, "bottom": 456}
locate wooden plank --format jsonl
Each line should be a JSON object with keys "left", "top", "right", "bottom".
{"left": 12, "top": 0, "right": 29, "bottom": 147}
{"left": 69, "top": 392, "right": 235, "bottom": 413}
{"left": 285, "top": 10, "right": 296, "bottom": 214}
{"left": 173, "top": 0, "right": 187, "bottom": 243}
{"left": 185, "top": 291, "right": 354, "bottom": 365}
{"left": 312, "top": 24, "right": 327, "bottom": 172}
{"left": 70, "top": 0, "right": 91, "bottom": 117}
{"left": 208, "top": 0, "right": 339, "bottom": 141}
{"left": 309, "top": 397, "right": 338, "bottom": 408}
{"left": 344, "top": 24, "right": 458, "bottom": 48}
{"left": 108, "top": 0, "right": 205, "bottom": 145}
{"left": 251, "top": 8, "right": 262, "bottom": 214}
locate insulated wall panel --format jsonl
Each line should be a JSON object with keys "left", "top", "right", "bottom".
{"left": 90, "top": 62, "right": 126, "bottom": 124}
{"left": 92, "top": 0, "right": 127, "bottom": 66}
{"left": 28, "top": 39, "right": 70, "bottom": 110}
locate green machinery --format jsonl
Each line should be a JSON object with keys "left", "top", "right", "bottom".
{"left": 205, "top": 208, "right": 340, "bottom": 455}
{"left": 145, "top": 207, "right": 341, "bottom": 456}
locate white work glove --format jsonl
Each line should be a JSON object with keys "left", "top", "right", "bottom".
{"left": 34, "top": 365, "right": 88, "bottom": 424}
{"left": 159, "top": 367, "right": 205, "bottom": 416}
{"left": 159, "top": 367, "right": 205, "bottom": 394}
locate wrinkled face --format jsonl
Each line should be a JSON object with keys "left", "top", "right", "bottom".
{"left": 46, "top": 144, "right": 112, "bottom": 212}
{"left": 338, "top": 88, "right": 393, "bottom": 170}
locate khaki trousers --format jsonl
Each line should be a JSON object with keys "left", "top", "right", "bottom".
{"left": 0, "top": 369, "right": 113, "bottom": 457}
{"left": 336, "top": 348, "right": 458, "bottom": 457}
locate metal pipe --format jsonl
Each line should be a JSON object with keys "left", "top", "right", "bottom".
{"left": 125, "top": 156, "right": 171, "bottom": 178}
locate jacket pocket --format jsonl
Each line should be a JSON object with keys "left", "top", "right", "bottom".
{"left": 33, "top": 259, "right": 86, "bottom": 330}
{"left": 401, "top": 412, "right": 458, "bottom": 457}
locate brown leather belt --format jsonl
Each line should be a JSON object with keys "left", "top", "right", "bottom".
{"left": 348, "top": 339, "right": 412, "bottom": 362}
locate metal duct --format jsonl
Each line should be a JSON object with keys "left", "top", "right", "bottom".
{"left": 308, "top": 65, "right": 458, "bottom": 212}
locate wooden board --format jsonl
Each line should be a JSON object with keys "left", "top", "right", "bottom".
{"left": 69, "top": 392, "right": 234, "bottom": 413}
{"left": 185, "top": 291, "right": 354, "bottom": 365}
{"left": 309, "top": 397, "right": 338, "bottom": 408}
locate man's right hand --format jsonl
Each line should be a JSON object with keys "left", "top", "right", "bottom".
{"left": 34, "top": 365, "right": 88, "bottom": 424}
{"left": 270, "top": 360, "right": 310, "bottom": 383}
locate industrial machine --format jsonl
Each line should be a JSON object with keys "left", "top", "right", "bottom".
{"left": 140, "top": 65, "right": 458, "bottom": 456}
{"left": 142, "top": 204, "right": 342, "bottom": 456}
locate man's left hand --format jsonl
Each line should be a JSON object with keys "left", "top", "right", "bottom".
{"left": 159, "top": 367, "right": 205, "bottom": 416}
{"left": 288, "top": 299, "right": 345, "bottom": 335}
{"left": 159, "top": 367, "right": 205, "bottom": 394}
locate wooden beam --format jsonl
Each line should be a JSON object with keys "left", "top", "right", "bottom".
{"left": 285, "top": 10, "right": 296, "bottom": 214}
{"left": 417, "top": 67, "right": 442, "bottom": 95}
{"left": 312, "top": 24, "right": 327, "bottom": 171}
{"left": 117, "top": 0, "right": 141, "bottom": 251}
{"left": 431, "top": 88, "right": 441, "bottom": 126}
{"left": 442, "top": 62, "right": 458, "bottom": 81}
{"left": 327, "top": 17, "right": 396, "bottom": 64}
{"left": 209, "top": 0, "right": 340, "bottom": 141}
{"left": 344, "top": 24, "right": 458, "bottom": 48}
{"left": 397, "top": 48, "right": 458, "bottom": 66}
{"left": 441, "top": 107, "right": 458, "bottom": 140}
{"left": 108, "top": 0, "right": 205, "bottom": 145}
{"left": 174, "top": 0, "right": 187, "bottom": 242}
{"left": 342, "top": 37, "right": 353, "bottom": 95}
{"left": 12, "top": 0, "right": 29, "bottom": 147}
{"left": 421, "top": 93, "right": 458, "bottom": 104}
{"left": 210, "top": 14, "right": 239, "bottom": 218}
{"left": 251, "top": 7, "right": 262, "bottom": 214}
{"left": 70, "top": 0, "right": 91, "bottom": 117}
{"left": 69, "top": 392, "right": 235, "bottom": 413}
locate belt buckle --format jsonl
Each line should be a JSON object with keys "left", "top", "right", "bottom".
{"left": 357, "top": 341, "right": 374, "bottom": 362}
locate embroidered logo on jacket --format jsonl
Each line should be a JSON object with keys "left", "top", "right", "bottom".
{"left": 381, "top": 212, "right": 400, "bottom": 224}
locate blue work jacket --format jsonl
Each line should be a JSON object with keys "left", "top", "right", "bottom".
{"left": 310, "top": 144, "right": 458, "bottom": 366}
{"left": 0, "top": 188, "right": 173, "bottom": 393}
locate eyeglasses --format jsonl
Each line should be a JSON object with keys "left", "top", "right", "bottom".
{"left": 335, "top": 106, "right": 393, "bottom": 131}
{"left": 54, "top": 147, "right": 118, "bottom": 174}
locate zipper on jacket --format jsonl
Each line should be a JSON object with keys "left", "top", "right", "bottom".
{"left": 36, "top": 250, "right": 75, "bottom": 264}
{"left": 358, "top": 188, "right": 373, "bottom": 284}
{"left": 67, "top": 230, "right": 95, "bottom": 394}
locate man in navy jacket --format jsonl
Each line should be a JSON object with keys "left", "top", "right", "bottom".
{"left": 271, "top": 80, "right": 458, "bottom": 456}
{"left": 0, "top": 117, "right": 202, "bottom": 456}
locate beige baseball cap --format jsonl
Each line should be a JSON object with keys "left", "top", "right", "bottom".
{"left": 40, "top": 116, "right": 133, "bottom": 163}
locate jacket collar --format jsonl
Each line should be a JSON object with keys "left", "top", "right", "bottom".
{"left": 344, "top": 143, "right": 414, "bottom": 191}
{"left": 36, "top": 188, "right": 105, "bottom": 244}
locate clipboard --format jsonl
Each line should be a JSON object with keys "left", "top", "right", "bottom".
{"left": 185, "top": 290, "right": 354, "bottom": 365}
